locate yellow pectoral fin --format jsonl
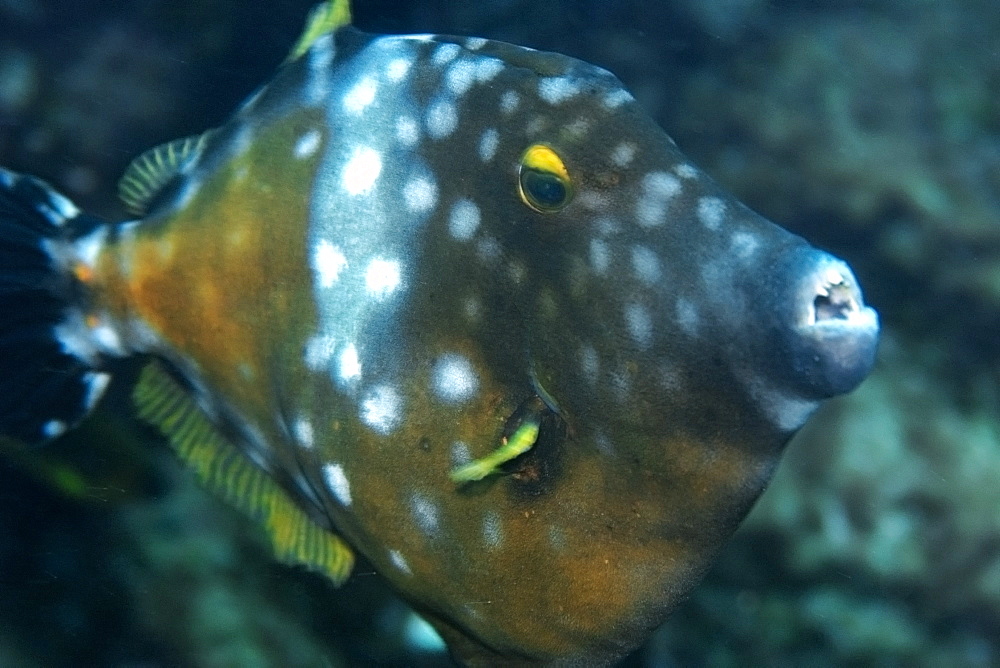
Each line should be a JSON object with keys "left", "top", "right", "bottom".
{"left": 450, "top": 417, "right": 541, "bottom": 483}
{"left": 133, "top": 362, "right": 354, "bottom": 585}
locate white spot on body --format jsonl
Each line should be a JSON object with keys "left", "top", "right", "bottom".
{"left": 294, "top": 130, "right": 321, "bottom": 159}
{"left": 538, "top": 76, "right": 580, "bottom": 104}
{"left": 603, "top": 88, "right": 634, "bottom": 109}
{"left": 445, "top": 60, "right": 477, "bottom": 96}
{"left": 341, "top": 146, "right": 382, "bottom": 195}
{"left": 636, "top": 171, "right": 682, "bottom": 227}
{"left": 462, "top": 296, "right": 481, "bottom": 322}
{"left": 432, "top": 42, "right": 461, "bottom": 65}
{"left": 697, "top": 196, "right": 726, "bottom": 231}
{"left": 500, "top": 90, "right": 520, "bottom": 114}
{"left": 389, "top": 549, "right": 413, "bottom": 575}
{"left": 343, "top": 76, "right": 377, "bottom": 114}
{"left": 507, "top": 260, "right": 527, "bottom": 285}
{"left": 403, "top": 175, "right": 438, "bottom": 212}
{"left": 338, "top": 343, "right": 362, "bottom": 383}
{"left": 590, "top": 239, "right": 610, "bottom": 274}
{"left": 364, "top": 257, "right": 402, "bottom": 297}
{"left": 483, "top": 511, "right": 502, "bottom": 549}
{"left": 386, "top": 57, "right": 412, "bottom": 82}
{"left": 596, "top": 217, "right": 620, "bottom": 237}
{"left": 426, "top": 99, "right": 458, "bottom": 139}
{"left": 611, "top": 142, "right": 637, "bottom": 167}
{"left": 549, "top": 525, "right": 568, "bottom": 551}
{"left": 576, "top": 190, "right": 607, "bottom": 211}
{"left": 580, "top": 344, "right": 599, "bottom": 383}
{"left": 411, "top": 493, "right": 440, "bottom": 536}
{"left": 476, "top": 237, "right": 500, "bottom": 263}
{"left": 448, "top": 199, "right": 480, "bottom": 241}
{"left": 313, "top": 240, "right": 348, "bottom": 287}
{"left": 474, "top": 57, "right": 504, "bottom": 83}
{"left": 304, "top": 333, "right": 336, "bottom": 370}
{"left": 466, "top": 36, "right": 488, "bottom": 50}
{"left": 293, "top": 417, "right": 314, "bottom": 449}
{"left": 677, "top": 298, "right": 699, "bottom": 336}
{"left": 478, "top": 127, "right": 499, "bottom": 162}
{"left": 631, "top": 245, "right": 662, "bottom": 285}
{"left": 395, "top": 115, "right": 420, "bottom": 147}
{"left": 674, "top": 163, "right": 698, "bottom": 179}
{"left": 324, "top": 463, "right": 352, "bottom": 505}
{"left": 432, "top": 353, "right": 479, "bottom": 404}
{"left": 566, "top": 118, "right": 591, "bottom": 137}
{"left": 730, "top": 231, "right": 760, "bottom": 259}
{"left": 625, "top": 302, "right": 654, "bottom": 348}
{"left": 450, "top": 441, "right": 472, "bottom": 467}
{"left": 360, "top": 384, "right": 403, "bottom": 434}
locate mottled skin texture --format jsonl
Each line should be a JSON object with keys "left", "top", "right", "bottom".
{"left": 67, "top": 23, "right": 876, "bottom": 666}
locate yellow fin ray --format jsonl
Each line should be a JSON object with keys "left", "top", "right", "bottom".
{"left": 118, "top": 133, "right": 209, "bottom": 216}
{"left": 133, "top": 362, "right": 354, "bottom": 585}
{"left": 287, "top": 0, "right": 353, "bottom": 62}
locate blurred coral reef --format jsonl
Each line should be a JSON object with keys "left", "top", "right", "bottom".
{"left": 1, "top": 0, "right": 997, "bottom": 664}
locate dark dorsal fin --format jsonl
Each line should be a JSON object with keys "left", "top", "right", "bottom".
{"left": 133, "top": 361, "right": 355, "bottom": 585}
{"left": 117, "top": 134, "right": 208, "bottom": 217}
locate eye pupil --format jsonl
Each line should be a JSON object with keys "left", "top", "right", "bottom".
{"left": 523, "top": 171, "right": 567, "bottom": 208}
{"left": 518, "top": 143, "right": 573, "bottom": 213}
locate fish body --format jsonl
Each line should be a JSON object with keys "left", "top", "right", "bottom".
{"left": 0, "top": 2, "right": 879, "bottom": 664}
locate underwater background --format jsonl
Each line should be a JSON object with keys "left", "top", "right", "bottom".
{"left": 0, "top": 0, "right": 998, "bottom": 664}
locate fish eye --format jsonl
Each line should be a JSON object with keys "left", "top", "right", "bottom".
{"left": 518, "top": 144, "right": 573, "bottom": 213}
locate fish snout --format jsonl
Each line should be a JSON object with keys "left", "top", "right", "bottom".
{"left": 776, "top": 249, "right": 879, "bottom": 399}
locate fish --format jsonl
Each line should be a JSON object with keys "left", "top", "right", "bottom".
{"left": 0, "top": 0, "right": 879, "bottom": 664}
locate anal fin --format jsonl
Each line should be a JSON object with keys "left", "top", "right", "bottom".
{"left": 133, "top": 361, "right": 354, "bottom": 585}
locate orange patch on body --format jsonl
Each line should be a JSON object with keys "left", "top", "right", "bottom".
{"left": 91, "top": 109, "right": 327, "bottom": 428}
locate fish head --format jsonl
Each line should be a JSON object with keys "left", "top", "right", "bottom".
{"left": 451, "top": 44, "right": 881, "bottom": 458}
{"left": 299, "top": 31, "right": 880, "bottom": 663}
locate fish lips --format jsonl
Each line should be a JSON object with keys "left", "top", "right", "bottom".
{"left": 769, "top": 247, "right": 880, "bottom": 400}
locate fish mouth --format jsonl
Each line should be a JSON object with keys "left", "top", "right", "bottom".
{"left": 782, "top": 251, "right": 879, "bottom": 398}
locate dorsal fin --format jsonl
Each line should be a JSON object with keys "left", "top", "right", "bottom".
{"left": 117, "top": 133, "right": 208, "bottom": 217}
{"left": 133, "top": 361, "right": 355, "bottom": 585}
{"left": 287, "top": 0, "right": 353, "bottom": 62}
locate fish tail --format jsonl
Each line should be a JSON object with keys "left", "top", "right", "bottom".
{"left": 0, "top": 168, "right": 117, "bottom": 444}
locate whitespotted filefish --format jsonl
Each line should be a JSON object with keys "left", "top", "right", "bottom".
{"left": 0, "top": 1, "right": 879, "bottom": 664}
